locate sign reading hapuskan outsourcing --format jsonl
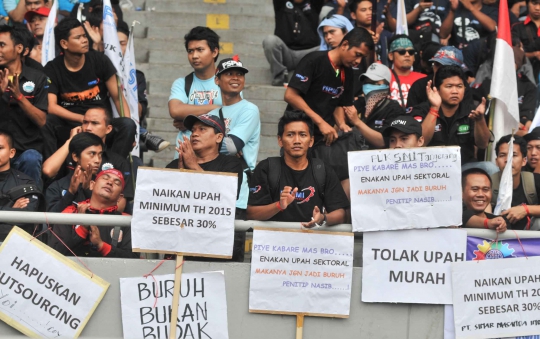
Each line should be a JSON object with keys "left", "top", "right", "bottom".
{"left": 120, "top": 272, "right": 229, "bottom": 339}
{"left": 249, "top": 228, "right": 354, "bottom": 317}
{"left": 452, "top": 257, "right": 540, "bottom": 339}
{"left": 0, "top": 227, "right": 109, "bottom": 339}
{"left": 362, "top": 229, "right": 466, "bottom": 304}
{"left": 131, "top": 167, "right": 237, "bottom": 258}
{"left": 348, "top": 146, "right": 462, "bottom": 232}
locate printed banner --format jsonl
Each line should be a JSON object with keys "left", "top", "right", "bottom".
{"left": 452, "top": 257, "right": 540, "bottom": 339}
{"left": 362, "top": 228, "right": 466, "bottom": 304}
{"left": 249, "top": 228, "right": 354, "bottom": 317}
{"left": 0, "top": 227, "right": 109, "bottom": 338}
{"left": 120, "top": 272, "right": 229, "bottom": 339}
{"left": 131, "top": 168, "right": 237, "bottom": 257}
{"left": 348, "top": 146, "right": 462, "bottom": 232}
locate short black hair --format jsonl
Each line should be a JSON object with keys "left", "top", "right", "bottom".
{"left": 495, "top": 134, "right": 527, "bottom": 158}
{"left": 69, "top": 132, "right": 104, "bottom": 159}
{"left": 0, "top": 129, "right": 14, "bottom": 148}
{"left": 339, "top": 27, "right": 374, "bottom": 51}
{"left": 277, "top": 111, "right": 314, "bottom": 137}
{"left": 184, "top": 26, "right": 220, "bottom": 62}
{"left": 13, "top": 25, "right": 35, "bottom": 56}
{"left": 117, "top": 20, "right": 130, "bottom": 37}
{"left": 85, "top": 107, "right": 113, "bottom": 126}
{"left": 349, "top": 0, "right": 372, "bottom": 13}
{"left": 55, "top": 18, "right": 83, "bottom": 51}
{"left": 0, "top": 25, "right": 25, "bottom": 54}
{"left": 421, "top": 41, "right": 442, "bottom": 64}
{"left": 462, "top": 168, "right": 492, "bottom": 188}
{"left": 434, "top": 65, "right": 465, "bottom": 89}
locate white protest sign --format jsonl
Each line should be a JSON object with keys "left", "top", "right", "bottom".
{"left": 452, "top": 256, "right": 540, "bottom": 339}
{"left": 131, "top": 167, "right": 237, "bottom": 258}
{"left": 249, "top": 228, "right": 354, "bottom": 317}
{"left": 120, "top": 271, "right": 229, "bottom": 339}
{"left": 0, "top": 227, "right": 109, "bottom": 338}
{"left": 362, "top": 228, "right": 466, "bottom": 304}
{"left": 348, "top": 146, "right": 462, "bottom": 232}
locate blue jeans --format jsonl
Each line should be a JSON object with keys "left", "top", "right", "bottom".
{"left": 12, "top": 149, "right": 43, "bottom": 189}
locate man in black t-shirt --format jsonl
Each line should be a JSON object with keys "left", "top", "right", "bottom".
{"left": 461, "top": 168, "right": 506, "bottom": 232}
{"left": 42, "top": 18, "right": 135, "bottom": 159}
{"left": 493, "top": 135, "right": 540, "bottom": 230}
{"left": 247, "top": 111, "right": 349, "bottom": 227}
{"left": 0, "top": 26, "right": 48, "bottom": 188}
{"left": 285, "top": 27, "right": 374, "bottom": 147}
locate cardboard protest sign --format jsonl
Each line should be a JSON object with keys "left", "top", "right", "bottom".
{"left": 452, "top": 257, "right": 540, "bottom": 339}
{"left": 249, "top": 228, "right": 354, "bottom": 317}
{"left": 0, "top": 227, "right": 109, "bottom": 338}
{"left": 362, "top": 228, "right": 466, "bottom": 304}
{"left": 348, "top": 146, "right": 462, "bottom": 232}
{"left": 120, "top": 271, "right": 229, "bottom": 339}
{"left": 131, "top": 167, "right": 237, "bottom": 258}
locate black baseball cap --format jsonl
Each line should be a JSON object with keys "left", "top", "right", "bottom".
{"left": 524, "top": 127, "right": 540, "bottom": 142}
{"left": 215, "top": 55, "right": 249, "bottom": 76}
{"left": 183, "top": 114, "right": 226, "bottom": 134}
{"left": 382, "top": 115, "right": 423, "bottom": 137}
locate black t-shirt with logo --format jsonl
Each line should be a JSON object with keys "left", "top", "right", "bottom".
{"left": 0, "top": 64, "right": 48, "bottom": 153}
{"left": 510, "top": 173, "right": 540, "bottom": 230}
{"left": 287, "top": 51, "right": 354, "bottom": 142}
{"left": 248, "top": 157, "right": 350, "bottom": 222}
{"left": 45, "top": 51, "right": 117, "bottom": 115}
{"left": 450, "top": 4, "right": 498, "bottom": 48}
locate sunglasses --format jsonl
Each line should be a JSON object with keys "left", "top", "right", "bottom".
{"left": 395, "top": 49, "right": 415, "bottom": 56}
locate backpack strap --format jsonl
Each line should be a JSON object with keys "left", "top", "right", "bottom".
{"left": 521, "top": 172, "right": 538, "bottom": 205}
{"left": 267, "top": 157, "right": 282, "bottom": 201}
{"left": 490, "top": 171, "right": 501, "bottom": 208}
{"left": 390, "top": 68, "right": 405, "bottom": 107}
{"left": 184, "top": 72, "right": 194, "bottom": 98}
{"left": 311, "top": 158, "right": 326, "bottom": 202}
{"left": 111, "top": 226, "right": 122, "bottom": 248}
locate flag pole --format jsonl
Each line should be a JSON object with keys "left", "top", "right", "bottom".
{"left": 486, "top": 96, "right": 495, "bottom": 162}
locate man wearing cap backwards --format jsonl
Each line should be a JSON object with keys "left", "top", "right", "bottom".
{"left": 387, "top": 35, "right": 426, "bottom": 107}
{"left": 208, "top": 55, "right": 260, "bottom": 219}
{"left": 342, "top": 63, "right": 404, "bottom": 150}
{"left": 285, "top": 27, "right": 374, "bottom": 147}
{"left": 0, "top": 25, "right": 48, "bottom": 189}
{"left": 24, "top": 7, "right": 49, "bottom": 64}
{"left": 383, "top": 115, "right": 425, "bottom": 149}
{"left": 407, "top": 46, "right": 472, "bottom": 108}
{"left": 49, "top": 168, "right": 139, "bottom": 258}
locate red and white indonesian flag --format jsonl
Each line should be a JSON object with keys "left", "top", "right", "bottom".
{"left": 102, "top": 0, "right": 140, "bottom": 156}
{"left": 396, "top": 0, "right": 408, "bottom": 35}
{"left": 41, "top": 0, "right": 57, "bottom": 66}
{"left": 490, "top": 0, "right": 519, "bottom": 160}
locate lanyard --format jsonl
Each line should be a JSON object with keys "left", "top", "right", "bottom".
{"left": 328, "top": 53, "right": 345, "bottom": 85}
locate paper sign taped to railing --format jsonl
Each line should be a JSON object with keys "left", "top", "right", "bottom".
{"left": 249, "top": 228, "right": 354, "bottom": 317}
{"left": 362, "top": 229, "right": 466, "bottom": 304}
{"left": 131, "top": 167, "right": 237, "bottom": 257}
{"left": 0, "top": 227, "right": 109, "bottom": 338}
{"left": 452, "top": 256, "right": 540, "bottom": 339}
{"left": 120, "top": 271, "right": 229, "bottom": 339}
{"left": 348, "top": 146, "right": 462, "bottom": 232}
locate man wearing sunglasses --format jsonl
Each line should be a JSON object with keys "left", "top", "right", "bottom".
{"left": 387, "top": 35, "right": 426, "bottom": 107}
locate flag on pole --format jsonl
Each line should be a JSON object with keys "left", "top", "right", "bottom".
{"left": 494, "top": 136, "right": 514, "bottom": 215}
{"left": 396, "top": 0, "right": 408, "bottom": 35}
{"left": 490, "top": 0, "right": 519, "bottom": 160}
{"left": 41, "top": 0, "right": 57, "bottom": 66}
{"left": 528, "top": 102, "right": 540, "bottom": 132}
{"left": 102, "top": 0, "right": 140, "bottom": 156}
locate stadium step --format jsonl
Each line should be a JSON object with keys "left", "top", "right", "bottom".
{"left": 143, "top": 1, "right": 274, "bottom": 16}
{"left": 127, "top": 12, "right": 274, "bottom": 30}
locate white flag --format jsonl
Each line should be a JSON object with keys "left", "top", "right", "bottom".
{"left": 528, "top": 105, "right": 540, "bottom": 132}
{"left": 123, "top": 25, "right": 140, "bottom": 156}
{"left": 41, "top": 0, "right": 57, "bottom": 66}
{"left": 494, "top": 136, "right": 513, "bottom": 215}
{"left": 396, "top": 0, "right": 408, "bottom": 35}
{"left": 102, "top": 0, "right": 140, "bottom": 156}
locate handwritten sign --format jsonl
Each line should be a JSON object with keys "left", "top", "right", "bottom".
{"left": 363, "top": 229, "right": 466, "bottom": 304}
{"left": 249, "top": 228, "right": 354, "bottom": 317}
{"left": 120, "top": 271, "right": 229, "bottom": 339}
{"left": 0, "top": 227, "right": 109, "bottom": 338}
{"left": 131, "top": 167, "right": 237, "bottom": 257}
{"left": 452, "top": 256, "right": 540, "bottom": 339}
{"left": 348, "top": 146, "right": 462, "bottom": 232}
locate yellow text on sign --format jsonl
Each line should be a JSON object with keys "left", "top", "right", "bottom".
{"left": 204, "top": 0, "right": 226, "bottom": 3}
{"left": 220, "top": 42, "right": 233, "bottom": 54}
{"left": 207, "top": 14, "right": 229, "bottom": 29}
